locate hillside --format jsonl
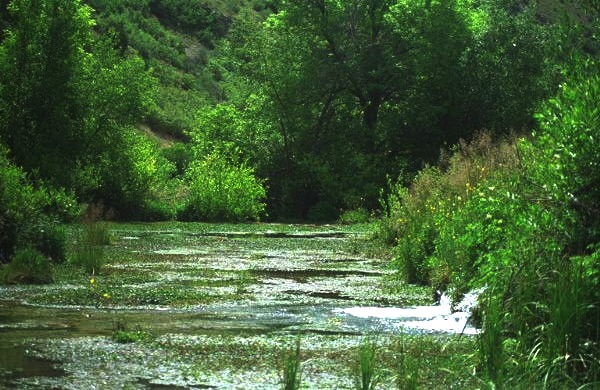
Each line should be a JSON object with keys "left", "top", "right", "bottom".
{"left": 86, "top": 0, "right": 273, "bottom": 139}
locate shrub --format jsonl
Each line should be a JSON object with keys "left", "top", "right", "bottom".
{"left": 380, "top": 62, "right": 600, "bottom": 387}
{"left": 179, "top": 151, "right": 266, "bottom": 222}
{"left": 379, "top": 132, "right": 520, "bottom": 286}
{"left": 161, "top": 142, "right": 193, "bottom": 176}
{"left": 33, "top": 223, "right": 67, "bottom": 263}
{"left": 0, "top": 147, "right": 73, "bottom": 262}
{"left": 0, "top": 247, "right": 52, "bottom": 284}
{"left": 338, "top": 208, "right": 371, "bottom": 225}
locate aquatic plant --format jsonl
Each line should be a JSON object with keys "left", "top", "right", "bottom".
{"left": 70, "top": 222, "right": 111, "bottom": 274}
{"left": 281, "top": 336, "right": 302, "bottom": 390}
{"left": 355, "top": 337, "right": 382, "bottom": 390}
{"left": 88, "top": 276, "right": 113, "bottom": 307}
{"left": 112, "top": 318, "right": 149, "bottom": 343}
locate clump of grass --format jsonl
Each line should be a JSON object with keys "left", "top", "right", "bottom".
{"left": 281, "top": 336, "right": 302, "bottom": 390}
{"left": 391, "top": 331, "right": 418, "bottom": 390}
{"left": 0, "top": 247, "right": 53, "bottom": 284}
{"left": 111, "top": 318, "right": 149, "bottom": 344}
{"left": 70, "top": 222, "right": 111, "bottom": 274}
{"left": 355, "top": 337, "right": 382, "bottom": 390}
{"left": 479, "top": 293, "right": 505, "bottom": 389}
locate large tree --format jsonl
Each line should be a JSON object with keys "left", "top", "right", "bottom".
{"left": 0, "top": 0, "right": 159, "bottom": 217}
{"left": 210, "top": 0, "right": 557, "bottom": 218}
{"left": 0, "top": 0, "right": 93, "bottom": 185}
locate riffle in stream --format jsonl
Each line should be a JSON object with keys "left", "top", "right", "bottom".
{"left": 0, "top": 223, "right": 479, "bottom": 389}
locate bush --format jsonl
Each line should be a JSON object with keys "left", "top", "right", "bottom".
{"left": 381, "top": 62, "right": 600, "bottom": 387}
{"left": 161, "top": 142, "right": 193, "bottom": 176}
{"left": 379, "top": 132, "right": 520, "bottom": 286}
{"left": 84, "top": 126, "right": 176, "bottom": 220}
{"left": 0, "top": 247, "right": 52, "bottom": 284}
{"left": 0, "top": 147, "right": 73, "bottom": 261}
{"left": 31, "top": 223, "right": 67, "bottom": 263}
{"left": 179, "top": 151, "right": 266, "bottom": 222}
{"left": 338, "top": 208, "right": 371, "bottom": 225}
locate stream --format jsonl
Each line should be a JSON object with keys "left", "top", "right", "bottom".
{"left": 0, "top": 223, "right": 478, "bottom": 389}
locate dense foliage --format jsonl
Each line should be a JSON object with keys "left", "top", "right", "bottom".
{"left": 212, "top": 0, "right": 557, "bottom": 219}
{"left": 0, "top": 0, "right": 598, "bottom": 386}
{"left": 0, "top": 146, "right": 76, "bottom": 260}
{"left": 379, "top": 61, "right": 600, "bottom": 386}
{"left": 0, "top": 0, "right": 270, "bottom": 267}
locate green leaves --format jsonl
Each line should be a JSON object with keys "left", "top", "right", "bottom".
{"left": 181, "top": 151, "right": 266, "bottom": 222}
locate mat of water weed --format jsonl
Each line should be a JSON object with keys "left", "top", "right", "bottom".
{"left": 0, "top": 222, "right": 480, "bottom": 389}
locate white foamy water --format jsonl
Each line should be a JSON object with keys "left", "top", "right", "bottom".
{"left": 338, "top": 291, "right": 481, "bottom": 335}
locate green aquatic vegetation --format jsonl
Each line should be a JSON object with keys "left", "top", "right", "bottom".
{"left": 1, "top": 222, "right": 471, "bottom": 388}
{"left": 281, "top": 336, "right": 302, "bottom": 390}
{"left": 354, "top": 337, "right": 382, "bottom": 390}
{"left": 70, "top": 223, "right": 111, "bottom": 275}
{"left": 89, "top": 276, "right": 113, "bottom": 305}
{"left": 112, "top": 319, "right": 150, "bottom": 343}
{"left": 28, "top": 281, "right": 236, "bottom": 307}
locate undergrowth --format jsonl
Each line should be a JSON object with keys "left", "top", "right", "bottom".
{"left": 379, "top": 60, "right": 600, "bottom": 388}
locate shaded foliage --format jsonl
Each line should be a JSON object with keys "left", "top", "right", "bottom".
{"left": 213, "top": 0, "right": 558, "bottom": 219}
{"left": 380, "top": 57, "right": 600, "bottom": 386}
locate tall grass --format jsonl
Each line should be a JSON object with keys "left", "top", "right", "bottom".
{"left": 390, "top": 331, "right": 418, "bottom": 390}
{"left": 355, "top": 337, "right": 381, "bottom": 390}
{"left": 479, "top": 293, "right": 505, "bottom": 389}
{"left": 531, "top": 253, "right": 600, "bottom": 387}
{"left": 281, "top": 336, "right": 302, "bottom": 390}
{"left": 70, "top": 222, "right": 111, "bottom": 274}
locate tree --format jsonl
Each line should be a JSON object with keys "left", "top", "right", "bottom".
{"left": 0, "top": 0, "right": 161, "bottom": 218}
{"left": 0, "top": 0, "right": 93, "bottom": 186}
{"left": 216, "top": 1, "right": 475, "bottom": 217}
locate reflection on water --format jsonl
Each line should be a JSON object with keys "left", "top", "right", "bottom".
{"left": 0, "top": 344, "right": 64, "bottom": 380}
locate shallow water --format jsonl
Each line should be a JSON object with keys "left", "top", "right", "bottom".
{"left": 0, "top": 223, "right": 478, "bottom": 389}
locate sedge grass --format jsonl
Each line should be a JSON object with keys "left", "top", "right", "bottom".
{"left": 281, "top": 336, "right": 302, "bottom": 390}
{"left": 355, "top": 336, "right": 382, "bottom": 390}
